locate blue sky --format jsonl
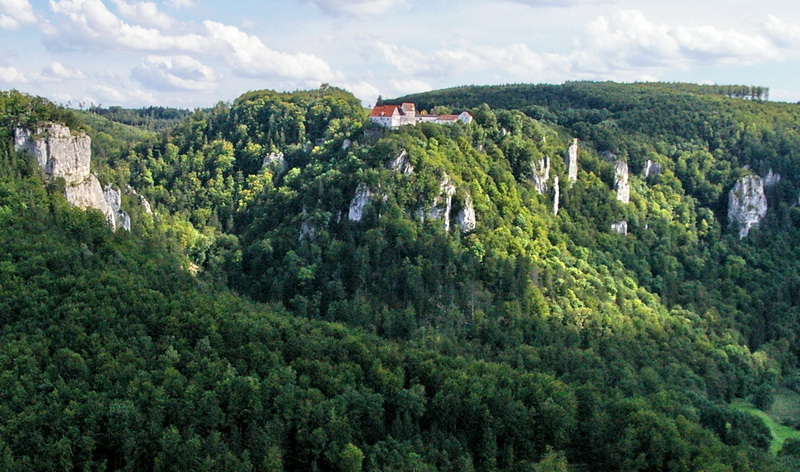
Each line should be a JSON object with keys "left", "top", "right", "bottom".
{"left": 1, "top": 0, "right": 799, "bottom": 108}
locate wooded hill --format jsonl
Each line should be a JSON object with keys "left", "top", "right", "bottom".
{"left": 2, "top": 82, "right": 800, "bottom": 471}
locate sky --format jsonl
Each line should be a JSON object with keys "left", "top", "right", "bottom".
{"left": 1, "top": 0, "right": 799, "bottom": 108}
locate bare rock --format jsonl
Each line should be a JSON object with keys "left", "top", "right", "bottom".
{"left": 728, "top": 175, "right": 767, "bottom": 239}
{"left": 565, "top": 138, "right": 579, "bottom": 183}
{"left": 456, "top": 194, "right": 476, "bottom": 233}
{"left": 531, "top": 156, "right": 550, "bottom": 194}
{"left": 611, "top": 220, "right": 628, "bottom": 235}
{"left": 614, "top": 159, "right": 630, "bottom": 204}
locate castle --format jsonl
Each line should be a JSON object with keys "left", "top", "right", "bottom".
{"left": 369, "top": 102, "right": 473, "bottom": 129}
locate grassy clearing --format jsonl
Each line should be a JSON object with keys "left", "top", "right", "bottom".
{"left": 732, "top": 392, "right": 800, "bottom": 455}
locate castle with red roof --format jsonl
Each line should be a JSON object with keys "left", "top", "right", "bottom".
{"left": 369, "top": 103, "right": 473, "bottom": 129}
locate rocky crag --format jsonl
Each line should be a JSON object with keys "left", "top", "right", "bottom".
{"left": 15, "top": 123, "right": 130, "bottom": 230}
{"left": 728, "top": 174, "right": 767, "bottom": 239}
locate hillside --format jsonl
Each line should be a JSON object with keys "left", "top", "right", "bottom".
{"left": 2, "top": 83, "right": 800, "bottom": 470}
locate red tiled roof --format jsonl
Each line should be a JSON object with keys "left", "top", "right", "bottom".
{"left": 370, "top": 105, "right": 400, "bottom": 117}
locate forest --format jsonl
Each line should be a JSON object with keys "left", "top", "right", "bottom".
{"left": 2, "top": 82, "right": 800, "bottom": 471}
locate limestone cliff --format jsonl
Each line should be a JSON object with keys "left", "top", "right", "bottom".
{"left": 389, "top": 149, "right": 414, "bottom": 175}
{"left": 553, "top": 176, "right": 560, "bottom": 215}
{"left": 614, "top": 159, "right": 630, "bottom": 204}
{"left": 348, "top": 182, "right": 372, "bottom": 222}
{"left": 611, "top": 221, "right": 628, "bottom": 235}
{"left": 14, "top": 123, "right": 130, "bottom": 231}
{"left": 455, "top": 194, "right": 476, "bottom": 233}
{"left": 424, "top": 174, "right": 456, "bottom": 231}
{"left": 531, "top": 156, "right": 550, "bottom": 194}
{"left": 565, "top": 138, "right": 579, "bottom": 183}
{"left": 728, "top": 175, "right": 767, "bottom": 239}
{"left": 643, "top": 160, "right": 662, "bottom": 179}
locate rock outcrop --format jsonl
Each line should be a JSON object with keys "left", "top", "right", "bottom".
{"left": 565, "top": 138, "right": 579, "bottom": 183}
{"left": 611, "top": 220, "right": 628, "bottom": 235}
{"left": 389, "top": 149, "right": 414, "bottom": 175}
{"left": 553, "top": 176, "right": 560, "bottom": 215}
{"left": 348, "top": 182, "right": 372, "bottom": 222}
{"left": 103, "top": 185, "right": 131, "bottom": 231}
{"left": 643, "top": 160, "right": 661, "bottom": 179}
{"left": 728, "top": 175, "right": 767, "bottom": 239}
{"left": 262, "top": 152, "right": 285, "bottom": 172}
{"left": 14, "top": 123, "right": 130, "bottom": 231}
{"left": 531, "top": 156, "right": 551, "bottom": 194}
{"left": 764, "top": 169, "right": 781, "bottom": 187}
{"left": 425, "top": 175, "right": 456, "bottom": 231}
{"left": 614, "top": 159, "right": 630, "bottom": 204}
{"left": 455, "top": 194, "right": 476, "bottom": 233}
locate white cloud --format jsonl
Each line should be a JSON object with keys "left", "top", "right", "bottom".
{"left": 47, "top": 1, "right": 339, "bottom": 84}
{"left": 42, "top": 61, "right": 87, "bottom": 79}
{"left": 334, "top": 80, "right": 380, "bottom": 105}
{"left": 167, "top": 0, "right": 193, "bottom": 8}
{"left": 578, "top": 10, "right": 781, "bottom": 71}
{"left": 111, "top": 0, "right": 174, "bottom": 28}
{"left": 389, "top": 78, "right": 431, "bottom": 96}
{"left": 763, "top": 15, "right": 800, "bottom": 48}
{"left": 0, "top": 0, "right": 36, "bottom": 29}
{"left": 132, "top": 54, "right": 217, "bottom": 91}
{"left": 507, "top": 0, "right": 607, "bottom": 7}
{"left": 376, "top": 10, "right": 783, "bottom": 84}
{"left": 90, "top": 83, "right": 156, "bottom": 104}
{"left": 0, "top": 65, "right": 27, "bottom": 83}
{"left": 203, "top": 21, "right": 336, "bottom": 81}
{"left": 48, "top": 0, "right": 204, "bottom": 51}
{"left": 301, "top": 0, "right": 403, "bottom": 18}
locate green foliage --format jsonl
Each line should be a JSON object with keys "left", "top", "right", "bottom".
{"left": 4, "top": 81, "right": 800, "bottom": 471}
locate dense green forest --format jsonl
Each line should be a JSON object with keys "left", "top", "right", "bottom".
{"left": 3, "top": 83, "right": 800, "bottom": 471}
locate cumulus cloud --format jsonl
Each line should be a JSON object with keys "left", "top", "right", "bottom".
{"left": 132, "top": 55, "right": 216, "bottom": 91}
{"left": 48, "top": 0, "right": 204, "bottom": 51}
{"left": 507, "top": 0, "right": 607, "bottom": 7}
{"left": 389, "top": 78, "right": 431, "bottom": 96}
{"left": 0, "top": 0, "right": 36, "bottom": 29}
{"left": 111, "top": 0, "right": 174, "bottom": 28}
{"left": 334, "top": 80, "right": 381, "bottom": 105}
{"left": 90, "top": 83, "right": 156, "bottom": 104}
{"left": 167, "top": 0, "right": 193, "bottom": 8}
{"left": 763, "top": 15, "right": 800, "bottom": 48}
{"left": 376, "top": 10, "right": 783, "bottom": 84}
{"left": 0, "top": 65, "right": 27, "bottom": 83}
{"left": 580, "top": 10, "right": 781, "bottom": 71}
{"left": 47, "top": 1, "right": 338, "bottom": 83}
{"left": 42, "top": 61, "right": 87, "bottom": 79}
{"left": 301, "top": 0, "right": 403, "bottom": 18}
{"left": 203, "top": 21, "right": 336, "bottom": 81}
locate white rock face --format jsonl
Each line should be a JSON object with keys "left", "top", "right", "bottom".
{"left": 643, "top": 160, "right": 662, "bottom": 179}
{"left": 104, "top": 184, "right": 131, "bottom": 231}
{"left": 531, "top": 156, "right": 550, "bottom": 194}
{"left": 262, "top": 152, "right": 284, "bottom": 171}
{"left": 611, "top": 220, "right": 628, "bottom": 235}
{"left": 565, "top": 138, "right": 579, "bottom": 183}
{"left": 14, "top": 123, "right": 130, "bottom": 231}
{"left": 764, "top": 169, "right": 781, "bottom": 187}
{"left": 728, "top": 175, "right": 767, "bottom": 239}
{"left": 348, "top": 182, "right": 372, "bottom": 222}
{"left": 15, "top": 124, "right": 91, "bottom": 182}
{"left": 341, "top": 139, "right": 352, "bottom": 151}
{"left": 420, "top": 174, "right": 456, "bottom": 231}
{"left": 614, "top": 159, "right": 630, "bottom": 204}
{"left": 456, "top": 194, "right": 476, "bottom": 233}
{"left": 389, "top": 149, "right": 414, "bottom": 175}
{"left": 553, "top": 176, "right": 560, "bottom": 215}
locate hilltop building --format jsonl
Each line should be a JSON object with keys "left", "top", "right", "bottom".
{"left": 369, "top": 102, "right": 473, "bottom": 129}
